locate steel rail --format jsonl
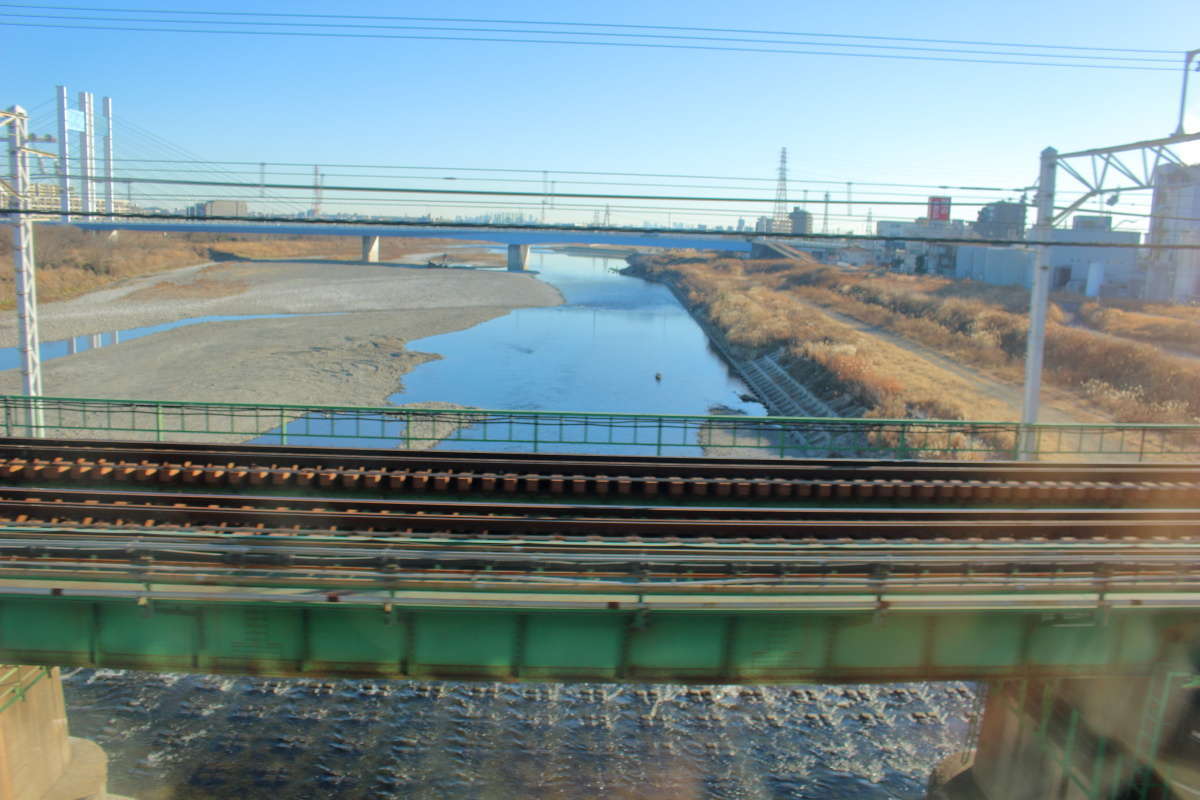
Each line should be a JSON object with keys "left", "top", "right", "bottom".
{"left": 2, "top": 437, "right": 1199, "bottom": 481}
{"left": 1, "top": 530, "right": 1198, "bottom": 595}
{"left": 0, "top": 489, "right": 1199, "bottom": 539}
{"left": 3, "top": 455, "right": 1199, "bottom": 507}
{"left": 3, "top": 485, "right": 1199, "bottom": 521}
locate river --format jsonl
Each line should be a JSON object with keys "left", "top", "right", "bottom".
{"left": 61, "top": 249, "right": 974, "bottom": 798}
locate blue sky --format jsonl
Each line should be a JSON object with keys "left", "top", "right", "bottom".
{"left": 5, "top": 0, "right": 1198, "bottom": 229}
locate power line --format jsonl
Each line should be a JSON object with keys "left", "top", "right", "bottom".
{"left": 78, "top": 157, "right": 1034, "bottom": 193}
{"left": 83, "top": 166, "right": 1017, "bottom": 201}
{"left": 0, "top": 4, "right": 1180, "bottom": 55}
{"left": 61, "top": 174, "right": 1024, "bottom": 206}
{"left": 0, "top": 20, "right": 1177, "bottom": 70}
{"left": 0, "top": 11, "right": 1178, "bottom": 64}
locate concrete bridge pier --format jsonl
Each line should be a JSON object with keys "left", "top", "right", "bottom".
{"left": 506, "top": 243, "right": 530, "bottom": 271}
{"left": 930, "top": 672, "right": 1199, "bottom": 799}
{"left": 361, "top": 235, "right": 381, "bottom": 263}
{"left": 0, "top": 666, "right": 124, "bottom": 799}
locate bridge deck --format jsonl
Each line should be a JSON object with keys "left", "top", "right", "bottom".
{"left": 0, "top": 436, "right": 1195, "bottom": 682}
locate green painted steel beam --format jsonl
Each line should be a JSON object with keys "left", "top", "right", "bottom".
{"left": 0, "top": 595, "right": 1191, "bottom": 683}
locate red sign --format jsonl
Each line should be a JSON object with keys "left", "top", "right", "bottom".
{"left": 927, "top": 196, "right": 952, "bottom": 222}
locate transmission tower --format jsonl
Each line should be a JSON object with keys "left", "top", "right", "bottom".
{"left": 771, "top": 147, "right": 788, "bottom": 233}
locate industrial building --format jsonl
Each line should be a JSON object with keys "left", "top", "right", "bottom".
{"left": 876, "top": 218, "right": 969, "bottom": 274}
{"left": 788, "top": 207, "right": 813, "bottom": 235}
{"left": 185, "top": 199, "right": 250, "bottom": 218}
{"left": 1142, "top": 163, "right": 1200, "bottom": 302}
{"left": 17, "top": 182, "right": 134, "bottom": 216}
{"left": 955, "top": 215, "right": 1139, "bottom": 296}
{"left": 954, "top": 245, "right": 1036, "bottom": 287}
{"left": 973, "top": 200, "right": 1026, "bottom": 241}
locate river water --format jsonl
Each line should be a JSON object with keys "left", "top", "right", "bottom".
{"left": 62, "top": 250, "right": 974, "bottom": 798}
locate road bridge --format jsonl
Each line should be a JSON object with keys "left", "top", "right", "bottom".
{"left": 55, "top": 219, "right": 753, "bottom": 270}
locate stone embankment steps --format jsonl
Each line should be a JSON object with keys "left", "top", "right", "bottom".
{"left": 623, "top": 261, "right": 876, "bottom": 455}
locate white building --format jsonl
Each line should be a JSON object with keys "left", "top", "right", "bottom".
{"left": 16, "top": 182, "right": 135, "bottom": 216}
{"left": 1143, "top": 163, "right": 1200, "bottom": 302}
{"left": 955, "top": 246, "right": 1036, "bottom": 287}
{"left": 954, "top": 216, "right": 1139, "bottom": 296}
{"left": 1046, "top": 216, "right": 1140, "bottom": 295}
{"left": 877, "top": 218, "right": 968, "bottom": 274}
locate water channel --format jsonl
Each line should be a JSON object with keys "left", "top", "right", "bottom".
{"left": 61, "top": 249, "right": 974, "bottom": 798}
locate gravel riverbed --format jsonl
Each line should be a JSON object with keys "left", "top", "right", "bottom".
{"left": 0, "top": 258, "right": 562, "bottom": 407}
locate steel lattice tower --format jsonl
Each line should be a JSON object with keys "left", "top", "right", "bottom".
{"left": 771, "top": 147, "right": 788, "bottom": 233}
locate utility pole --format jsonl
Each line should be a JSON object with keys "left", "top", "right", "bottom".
{"left": 3, "top": 106, "right": 55, "bottom": 435}
{"left": 1173, "top": 48, "right": 1199, "bottom": 136}
{"left": 540, "top": 170, "right": 548, "bottom": 224}
{"left": 1019, "top": 147, "right": 1058, "bottom": 458}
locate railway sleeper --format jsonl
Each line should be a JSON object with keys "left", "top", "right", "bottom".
{"left": 1, "top": 456, "right": 1199, "bottom": 508}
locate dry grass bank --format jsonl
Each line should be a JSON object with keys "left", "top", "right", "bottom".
{"left": 1078, "top": 302, "right": 1200, "bottom": 356}
{"left": 0, "top": 227, "right": 490, "bottom": 309}
{"left": 631, "top": 251, "right": 1200, "bottom": 424}
{"left": 631, "top": 253, "right": 1015, "bottom": 426}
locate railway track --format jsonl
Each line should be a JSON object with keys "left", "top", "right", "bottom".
{"left": 0, "top": 438, "right": 1198, "bottom": 506}
{"left": 0, "top": 485, "right": 1197, "bottom": 541}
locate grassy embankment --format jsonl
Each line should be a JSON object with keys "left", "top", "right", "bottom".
{"left": 1077, "top": 300, "right": 1200, "bottom": 357}
{"left": 0, "top": 226, "right": 491, "bottom": 309}
{"left": 631, "top": 251, "right": 1200, "bottom": 425}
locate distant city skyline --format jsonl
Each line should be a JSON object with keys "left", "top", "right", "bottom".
{"left": 5, "top": 0, "right": 1199, "bottom": 231}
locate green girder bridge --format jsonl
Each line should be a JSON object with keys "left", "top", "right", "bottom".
{"left": 0, "top": 396, "right": 1195, "bottom": 798}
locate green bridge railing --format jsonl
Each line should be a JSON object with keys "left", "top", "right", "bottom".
{"left": 1, "top": 394, "right": 1197, "bottom": 461}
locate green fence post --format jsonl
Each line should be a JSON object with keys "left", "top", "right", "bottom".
{"left": 3, "top": 400, "right": 9, "bottom": 438}
{"left": 279, "top": 408, "right": 288, "bottom": 446}
{"left": 155, "top": 404, "right": 163, "bottom": 442}
{"left": 532, "top": 416, "right": 539, "bottom": 453}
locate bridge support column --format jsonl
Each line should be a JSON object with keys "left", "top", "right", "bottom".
{"left": 506, "top": 243, "right": 530, "bottom": 272}
{"left": 0, "top": 666, "right": 122, "bottom": 800}
{"left": 361, "top": 235, "right": 381, "bottom": 263}
{"left": 929, "top": 673, "right": 1198, "bottom": 799}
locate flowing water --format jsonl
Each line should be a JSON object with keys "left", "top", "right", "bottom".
{"left": 62, "top": 249, "right": 975, "bottom": 798}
